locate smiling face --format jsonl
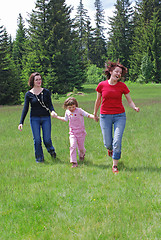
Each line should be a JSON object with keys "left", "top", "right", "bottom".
{"left": 111, "top": 66, "right": 123, "bottom": 81}
{"left": 67, "top": 104, "right": 76, "bottom": 112}
{"left": 34, "top": 75, "right": 42, "bottom": 87}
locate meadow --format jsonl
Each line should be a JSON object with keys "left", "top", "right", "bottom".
{"left": 0, "top": 83, "right": 160, "bottom": 240}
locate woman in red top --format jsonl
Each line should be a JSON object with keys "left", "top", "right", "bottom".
{"left": 94, "top": 61, "right": 140, "bottom": 173}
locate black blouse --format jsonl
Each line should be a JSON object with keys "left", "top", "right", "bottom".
{"left": 19, "top": 88, "right": 55, "bottom": 124}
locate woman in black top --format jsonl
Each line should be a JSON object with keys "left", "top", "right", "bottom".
{"left": 18, "top": 72, "right": 57, "bottom": 163}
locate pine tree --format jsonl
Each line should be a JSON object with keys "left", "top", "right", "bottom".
{"left": 27, "top": 0, "right": 50, "bottom": 76}
{"left": 45, "top": 0, "right": 86, "bottom": 93}
{"left": 107, "top": 0, "right": 134, "bottom": 69}
{"left": 138, "top": 0, "right": 161, "bottom": 23}
{"left": 129, "top": 8, "right": 147, "bottom": 81}
{"left": 12, "top": 14, "right": 26, "bottom": 70}
{"left": 20, "top": 0, "right": 48, "bottom": 88}
{"left": 0, "top": 25, "right": 19, "bottom": 104}
{"left": 86, "top": 19, "right": 95, "bottom": 62}
{"left": 25, "top": 0, "right": 86, "bottom": 94}
{"left": 91, "top": 0, "right": 107, "bottom": 67}
{"left": 150, "top": 11, "right": 161, "bottom": 82}
{"left": 74, "top": 0, "right": 89, "bottom": 49}
{"left": 129, "top": 0, "right": 161, "bottom": 82}
{"left": 73, "top": 0, "right": 91, "bottom": 62}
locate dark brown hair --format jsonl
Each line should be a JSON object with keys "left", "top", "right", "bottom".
{"left": 104, "top": 60, "right": 127, "bottom": 80}
{"left": 28, "top": 72, "right": 42, "bottom": 88}
{"left": 63, "top": 97, "right": 78, "bottom": 109}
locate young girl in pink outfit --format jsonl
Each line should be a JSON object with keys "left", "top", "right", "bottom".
{"left": 53, "top": 97, "right": 97, "bottom": 168}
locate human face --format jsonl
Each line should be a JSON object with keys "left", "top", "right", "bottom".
{"left": 111, "top": 67, "right": 122, "bottom": 81}
{"left": 34, "top": 75, "right": 42, "bottom": 87}
{"left": 67, "top": 105, "right": 76, "bottom": 112}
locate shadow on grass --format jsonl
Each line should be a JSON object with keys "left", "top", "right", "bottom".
{"left": 79, "top": 160, "right": 111, "bottom": 169}
{"left": 44, "top": 157, "right": 66, "bottom": 165}
{"left": 44, "top": 157, "right": 110, "bottom": 169}
{"left": 123, "top": 166, "right": 161, "bottom": 172}
{"left": 118, "top": 161, "right": 161, "bottom": 173}
{"left": 43, "top": 158, "right": 161, "bottom": 172}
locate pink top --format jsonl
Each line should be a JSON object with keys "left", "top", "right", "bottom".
{"left": 64, "top": 107, "right": 89, "bottom": 135}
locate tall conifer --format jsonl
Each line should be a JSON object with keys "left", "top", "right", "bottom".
{"left": 91, "top": 0, "right": 107, "bottom": 67}
{"left": 12, "top": 14, "right": 26, "bottom": 70}
{"left": 129, "top": 0, "right": 161, "bottom": 82}
{"left": 74, "top": 0, "right": 91, "bottom": 62}
{"left": 107, "top": 0, "right": 134, "bottom": 69}
{"left": 0, "top": 25, "right": 19, "bottom": 104}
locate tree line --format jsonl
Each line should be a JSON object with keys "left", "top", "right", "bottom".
{"left": 0, "top": 0, "right": 161, "bottom": 105}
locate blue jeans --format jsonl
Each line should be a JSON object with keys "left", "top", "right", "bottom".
{"left": 100, "top": 113, "right": 126, "bottom": 160}
{"left": 30, "top": 116, "right": 55, "bottom": 162}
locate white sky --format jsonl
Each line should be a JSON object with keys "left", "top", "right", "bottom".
{"left": 0, "top": 0, "right": 134, "bottom": 39}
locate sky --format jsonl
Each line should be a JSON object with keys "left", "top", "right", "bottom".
{"left": 0, "top": 0, "right": 134, "bottom": 39}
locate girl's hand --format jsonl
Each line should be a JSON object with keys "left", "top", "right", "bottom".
{"left": 134, "top": 107, "right": 140, "bottom": 112}
{"left": 51, "top": 111, "right": 58, "bottom": 118}
{"left": 18, "top": 124, "right": 23, "bottom": 131}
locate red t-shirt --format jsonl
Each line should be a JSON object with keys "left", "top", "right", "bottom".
{"left": 96, "top": 80, "right": 130, "bottom": 114}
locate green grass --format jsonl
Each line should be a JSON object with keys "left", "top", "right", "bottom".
{"left": 0, "top": 83, "right": 161, "bottom": 240}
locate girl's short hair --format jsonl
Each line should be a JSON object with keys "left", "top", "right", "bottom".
{"left": 28, "top": 72, "right": 42, "bottom": 88}
{"left": 104, "top": 60, "right": 127, "bottom": 80}
{"left": 63, "top": 97, "right": 78, "bottom": 109}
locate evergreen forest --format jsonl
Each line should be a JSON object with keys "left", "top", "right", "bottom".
{"left": 0, "top": 0, "right": 161, "bottom": 105}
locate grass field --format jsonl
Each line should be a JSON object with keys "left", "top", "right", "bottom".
{"left": 0, "top": 83, "right": 161, "bottom": 240}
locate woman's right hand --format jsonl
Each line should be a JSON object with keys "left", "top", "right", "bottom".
{"left": 94, "top": 115, "right": 99, "bottom": 122}
{"left": 18, "top": 124, "right": 23, "bottom": 131}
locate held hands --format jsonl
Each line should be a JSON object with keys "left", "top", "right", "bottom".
{"left": 18, "top": 124, "right": 23, "bottom": 131}
{"left": 94, "top": 115, "right": 99, "bottom": 122}
{"left": 51, "top": 111, "right": 58, "bottom": 118}
{"left": 134, "top": 107, "right": 140, "bottom": 112}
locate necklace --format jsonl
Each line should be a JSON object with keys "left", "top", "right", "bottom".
{"left": 35, "top": 92, "right": 50, "bottom": 112}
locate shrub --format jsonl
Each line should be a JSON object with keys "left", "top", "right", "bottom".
{"left": 20, "top": 92, "right": 25, "bottom": 105}
{"left": 73, "top": 87, "right": 78, "bottom": 94}
{"left": 86, "top": 64, "right": 105, "bottom": 84}
{"left": 53, "top": 92, "right": 59, "bottom": 100}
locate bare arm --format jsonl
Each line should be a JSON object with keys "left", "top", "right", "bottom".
{"left": 54, "top": 115, "right": 67, "bottom": 122}
{"left": 88, "top": 113, "right": 99, "bottom": 122}
{"left": 88, "top": 114, "right": 95, "bottom": 120}
{"left": 51, "top": 111, "right": 67, "bottom": 122}
{"left": 93, "top": 92, "right": 102, "bottom": 121}
{"left": 125, "top": 93, "right": 140, "bottom": 112}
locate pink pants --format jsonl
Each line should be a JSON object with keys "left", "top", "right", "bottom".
{"left": 69, "top": 134, "right": 86, "bottom": 163}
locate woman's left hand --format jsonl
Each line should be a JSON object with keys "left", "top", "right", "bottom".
{"left": 94, "top": 115, "right": 99, "bottom": 122}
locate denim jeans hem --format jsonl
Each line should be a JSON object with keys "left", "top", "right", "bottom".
{"left": 36, "top": 158, "right": 44, "bottom": 163}
{"left": 112, "top": 152, "right": 121, "bottom": 160}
